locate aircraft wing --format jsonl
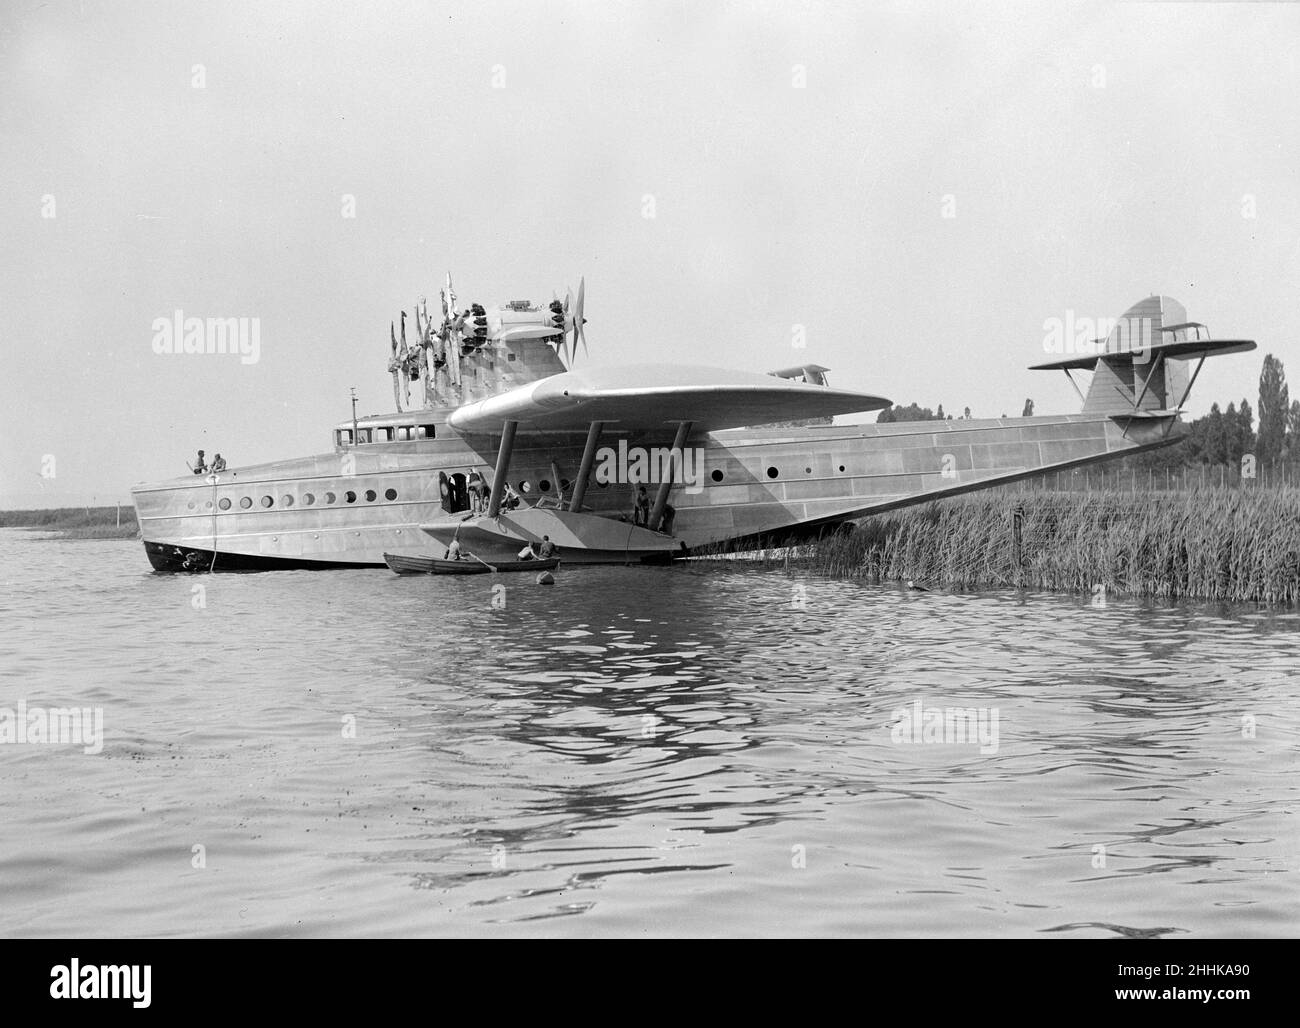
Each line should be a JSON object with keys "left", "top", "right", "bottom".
{"left": 448, "top": 363, "right": 891, "bottom": 433}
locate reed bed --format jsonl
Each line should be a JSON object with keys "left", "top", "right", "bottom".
{"left": 0, "top": 506, "right": 139, "bottom": 539}
{"left": 715, "top": 488, "right": 1300, "bottom": 604}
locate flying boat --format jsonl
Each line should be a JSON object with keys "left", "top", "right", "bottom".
{"left": 131, "top": 278, "right": 1255, "bottom": 571}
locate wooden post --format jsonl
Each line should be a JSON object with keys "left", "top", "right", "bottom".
{"left": 1012, "top": 503, "right": 1024, "bottom": 586}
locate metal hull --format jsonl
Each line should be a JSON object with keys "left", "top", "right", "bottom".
{"left": 133, "top": 414, "right": 1184, "bottom": 572}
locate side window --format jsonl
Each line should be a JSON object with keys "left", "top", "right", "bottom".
{"left": 357, "top": 429, "right": 372, "bottom": 444}
{"left": 418, "top": 425, "right": 436, "bottom": 439}
{"left": 337, "top": 429, "right": 353, "bottom": 446}
{"left": 374, "top": 426, "right": 393, "bottom": 442}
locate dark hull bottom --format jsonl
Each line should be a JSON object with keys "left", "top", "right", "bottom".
{"left": 143, "top": 541, "right": 385, "bottom": 574}
{"left": 144, "top": 539, "right": 674, "bottom": 573}
{"left": 681, "top": 519, "right": 851, "bottom": 556}
{"left": 144, "top": 526, "right": 836, "bottom": 574}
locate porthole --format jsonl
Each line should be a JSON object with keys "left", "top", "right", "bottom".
{"left": 805, "top": 467, "right": 812, "bottom": 474}
{"left": 539, "top": 480, "right": 552, "bottom": 493}
{"left": 385, "top": 488, "right": 397, "bottom": 501}
{"left": 519, "top": 480, "right": 532, "bottom": 494}
{"left": 838, "top": 464, "right": 846, "bottom": 473}
{"left": 766, "top": 467, "right": 779, "bottom": 479}
{"left": 303, "top": 493, "right": 315, "bottom": 506}
{"left": 711, "top": 469, "right": 724, "bottom": 482}
{"left": 204, "top": 501, "right": 212, "bottom": 509}
{"left": 239, "top": 496, "right": 252, "bottom": 509}
{"left": 219, "top": 498, "right": 232, "bottom": 511}
{"left": 364, "top": 489, "right": 377, "bottom": 502}
{"left": 324, "top": 491, "right": 336, "bottom": 504}
{"left": 282, "top": 495, "right": 294, "bottom": 507}
{"left": 186, "top": 501, "right": 195, "bottom": 510}
{"left": 345, "top": 490, "right": 357, "bottom": 503}
{"left": 261, "top": 495, "right": 274, "bottom": 508}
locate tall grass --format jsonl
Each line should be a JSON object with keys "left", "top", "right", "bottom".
{"left": 738, "top": 489, "right": 1300, "bottom": 604}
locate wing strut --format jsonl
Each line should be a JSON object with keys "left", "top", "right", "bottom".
{"left": 485, "top": 420, "right": 519, "bottom": 518}
{"left": 649, "top": 421, "right": 692, "bottom": 532}
{"left": 568, "top": 421, "right": 604, "bottom": 513}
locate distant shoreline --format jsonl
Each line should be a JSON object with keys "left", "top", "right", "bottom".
{"left": 0, "top": 506, "right": 139, "bottom": 540}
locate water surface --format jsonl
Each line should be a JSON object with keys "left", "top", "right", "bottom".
{"left": 1, "top": 531, "right": 1296, "bottom": 937}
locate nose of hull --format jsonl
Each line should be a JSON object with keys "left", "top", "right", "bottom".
{"left": 144, "top": 540, "right": 213, "bottom": 573}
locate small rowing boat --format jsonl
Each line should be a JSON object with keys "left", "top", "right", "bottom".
{"left": 383, "top": 552, "right": 560, "bottom": 576}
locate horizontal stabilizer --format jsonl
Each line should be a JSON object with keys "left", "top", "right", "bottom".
{"left": 1031, "top": 296, "right": 1255, "bottom": 415}
{"left": 1030, "top": 337, "right": 1255, "bottom": 371}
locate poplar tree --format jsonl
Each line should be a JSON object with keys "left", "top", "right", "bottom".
{"left": 1257, "top": 355, "right": 1288, "bottom": 464}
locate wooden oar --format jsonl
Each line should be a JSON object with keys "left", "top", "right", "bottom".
{"left": 467, "top": 551, "right": 498, "bottom": 573}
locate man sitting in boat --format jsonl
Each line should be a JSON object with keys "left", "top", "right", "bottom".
{"left": 445, "top": 537, "right": 464, "bottom": 560}
{"left": 634, "top": 486, "right": 650, "bottom": 526}
{"left": 537, "top": 535, "right": 558, "bottom": 560}
{"left": 517, "top": 541, "right": 537, "bottom": 561}
{"left": 210, "top": 453, "right": 227, "bottom": 472}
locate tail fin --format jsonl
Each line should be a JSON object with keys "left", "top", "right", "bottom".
{"left": 1030, "top": 296, "right": 1256, "bottom": 416}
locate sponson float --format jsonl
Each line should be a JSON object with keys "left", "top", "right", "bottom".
{"left": 131, "top": 280, "right": 1254, "bottom": 571}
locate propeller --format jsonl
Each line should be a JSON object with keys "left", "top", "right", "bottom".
{"left": 388, "top": 321, "right": 402, "bottom": 412}
{"left": 417, "top": 296, "right": 433, "bottom": 398}
{"left": 436, "top": 272, "right": 470, "bottom": 377}
{"left": 571, "top": 276, "right": 587, "bottom": 359}
{"left": 398, "top": 311, "right": 411, "bottom": 407}
{"left": 559, "top": 277, "right": 587, "bottom": 364}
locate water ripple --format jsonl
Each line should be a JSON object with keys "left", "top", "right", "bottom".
{"left": 1, "top": 532, "right": 1297, "bottom": 936}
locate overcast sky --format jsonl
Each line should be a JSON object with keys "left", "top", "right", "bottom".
{"left": 2, "top": 0, "right": 1297, "bottom": 507}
